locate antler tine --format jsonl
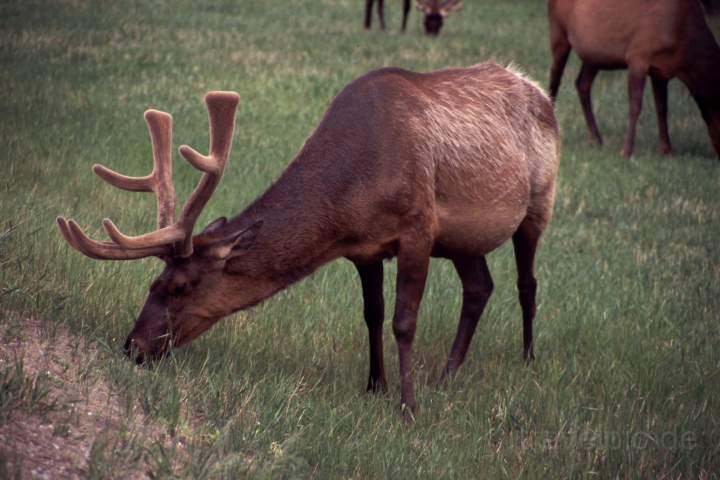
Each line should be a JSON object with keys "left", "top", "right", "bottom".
{"left": 56, "top": 216, "right": 86, "bottom": 254}
{"left": 93, "top": 109, "right": 185, "bottom": 250}
{"left": 174, "top": 91, "right": 241, "bottom": 257}
{"left": 93, "top": 165, "right": 153, "bottom": 192}
{"left": 178, "top": 92, "right": 240, "bottom": 175}
{"left": 93, "top": 110, "right": 177, "bottom": 229}
{"left": 101, "top": 218, "right": 185, "bottom": 248}
{"left": 440, "top": 0, "right": 462, "bottom": 10}
{"left": 145, "top": 110, "right": 176, "bottom": 228}
{"left": 56, "top": 217, "right": 171, "bottom": 260}
{"left": 415, "top": 0, "right": 432, "bottom": 11}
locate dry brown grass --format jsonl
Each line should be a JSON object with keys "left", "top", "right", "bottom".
{"left": 0, "top": 317, "right": 183, "bottom": 479}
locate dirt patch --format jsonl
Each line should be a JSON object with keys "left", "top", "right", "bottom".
{"left": 0, "top": 317, "right": 182, "bottom": 479}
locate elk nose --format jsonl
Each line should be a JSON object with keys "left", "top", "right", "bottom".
{"left": 123, "top": 335, "right": 150, "bottom": 365}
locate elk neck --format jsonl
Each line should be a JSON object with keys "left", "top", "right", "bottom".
{"left": 678, "top": 21, "right": 720, "bottom": 157}
{"left": 220, "top": 144, "right": 351, "bottom": 292}
{"left": 678, "top": 15, "right": 720, "bottom": 106}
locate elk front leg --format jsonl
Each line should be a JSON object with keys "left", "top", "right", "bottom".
{"left": 401, "top": 0, "right": 410, "bottom": 31}
{"left": 364, "top": 0, "right": 374, "bottom": 29}
{"left": 622, "top": 67, "right": 648, "bottom": 158}
{"left": 548, "top": 19, "right": 570, "bottom": 101}
{"left": 355, "top": 261, "right": 387, "bottom": 393}
{"left": 650, "top": 74, "right": 672, "bottom": 155}
{"left": 377, "top": 0, "right": 386, "bottom": 30}
{"left": 393, "top": 237, "right": 430, "bottom": 417}
{"left": 439, "top": 255, "right": 493, "bottom": 383}
{"left": 576, "top": 63, "right": 603, "bottom": 146}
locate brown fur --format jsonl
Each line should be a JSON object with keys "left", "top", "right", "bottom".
{"left": 58, "top": 63, "right": 560, "bottom": 416}
{"left": 548, "top": 0, "right": 720, "bottom": 158}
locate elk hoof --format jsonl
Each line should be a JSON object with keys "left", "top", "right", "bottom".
{"left": 437, "top": 366, "right": 455, "bottom": 386}
{"left": 366, "top": 377, "right": 388, "bottom": 394}
{"left": 523, "top": 349, "right": 535, "bottom": 364}
{"left": 400, "top": 402, "right": 417, "bottom": 423}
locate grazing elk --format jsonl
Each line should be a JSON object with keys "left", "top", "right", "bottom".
{"left": 415, "top": 0, "right": 462, "bottom": 35}
{"left": 57, "top": 63, "right": 560, "bottom": 416}
{"left": 364, "top": 0, "right": 462, "bottom": 35}
{"left": 548, "top": 0, "right": 720, "bottom": 158}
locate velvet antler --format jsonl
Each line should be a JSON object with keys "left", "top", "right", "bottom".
{"left": 57, "top": 91, "right": 240, "bottom": 260}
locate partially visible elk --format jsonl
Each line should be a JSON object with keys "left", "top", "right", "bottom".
{"left": 700, "top": 0, "right": 720, "bottom": 15}
{"left": 364, "top": 0, "right": 462, "bottom": 35}
{"left": 364, "top": 0, "right": 410, "bottom": 31}
{"left": 57, "top": 63, "right": 560, "bottom": 416}
{"left": 415, "top": 0, "right": 463, "bottom": 35}
{"left": 548, "top": 0, "right": 720, "bottom": 158}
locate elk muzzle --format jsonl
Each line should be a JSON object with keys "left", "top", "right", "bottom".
{"left": 424, "top": 13, "right": 443, "bottom": 35}
{"left": 123, "top": 301, "right": 174, "bottom": 364}
{"left": 123, "top": 330, "right": 173, "bottom": 364}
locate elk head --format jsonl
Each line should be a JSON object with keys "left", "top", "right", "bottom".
{"left": 56, "top": 92, "right": 261, "bottom": 363}
{"left": 415, "top": 0, "right": 462, "bottom": 36}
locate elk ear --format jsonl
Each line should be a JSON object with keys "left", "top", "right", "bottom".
{"left": 200, "top": 216, "right": 228, "bottom": 235}
{"left": 415, "top": 0, "right": 432, "bottom": 13}
{"left": 205, "top": 219, "right": 263, "bottom": 260}
{"left": 440, "top": 0, "right": 462, "bottom": 16}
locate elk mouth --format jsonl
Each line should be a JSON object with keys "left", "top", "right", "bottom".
{"left": 123, "top": 332, "right": 172, "bottom": 365}
{"left": 122, "top": 312, "right": 218, "bottom": 364}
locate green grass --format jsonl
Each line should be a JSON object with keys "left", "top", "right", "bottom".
{"left": 0, "top": 357, "right": 57, "bottom": 424}
{"left": 2, "top": 0, "right": 719, "bottom": 477}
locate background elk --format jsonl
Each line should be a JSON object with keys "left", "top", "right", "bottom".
{"left": 415, "top": 0, "right": 462, "bottom": 35}
{"left": 57, "top": 63, "right": 560, "bottom": 416}
{"left": 548, "top": 0, "right": 720, "bottom": 158}
{"left": 364, "top": 0, "right": 462, "bottom": 35}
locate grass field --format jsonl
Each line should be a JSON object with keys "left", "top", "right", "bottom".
{"left": 1, "top": 0, "right": 719, "bottom": 477}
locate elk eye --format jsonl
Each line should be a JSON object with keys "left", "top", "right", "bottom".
{"left": 170, "top": 283, "right": 188, "bottom": 297}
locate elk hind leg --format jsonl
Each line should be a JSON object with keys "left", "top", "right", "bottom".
{"left": 364, "top": 0, "right": 374, "bottom": 29}
{"left": 576, "top": 63, "right": 603, "bottom": 146}
{"left": 512, "top": 218, "right": 544, "bottom": 362}
{"left": 622, "top": 66, "right": 648, "bottom": 158}
{"left": 439, "top": 255, "right": 493, "bottom": 383}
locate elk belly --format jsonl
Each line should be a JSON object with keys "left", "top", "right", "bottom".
{"left": 434, "top": 203, "right": 526, "bottom": 256}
